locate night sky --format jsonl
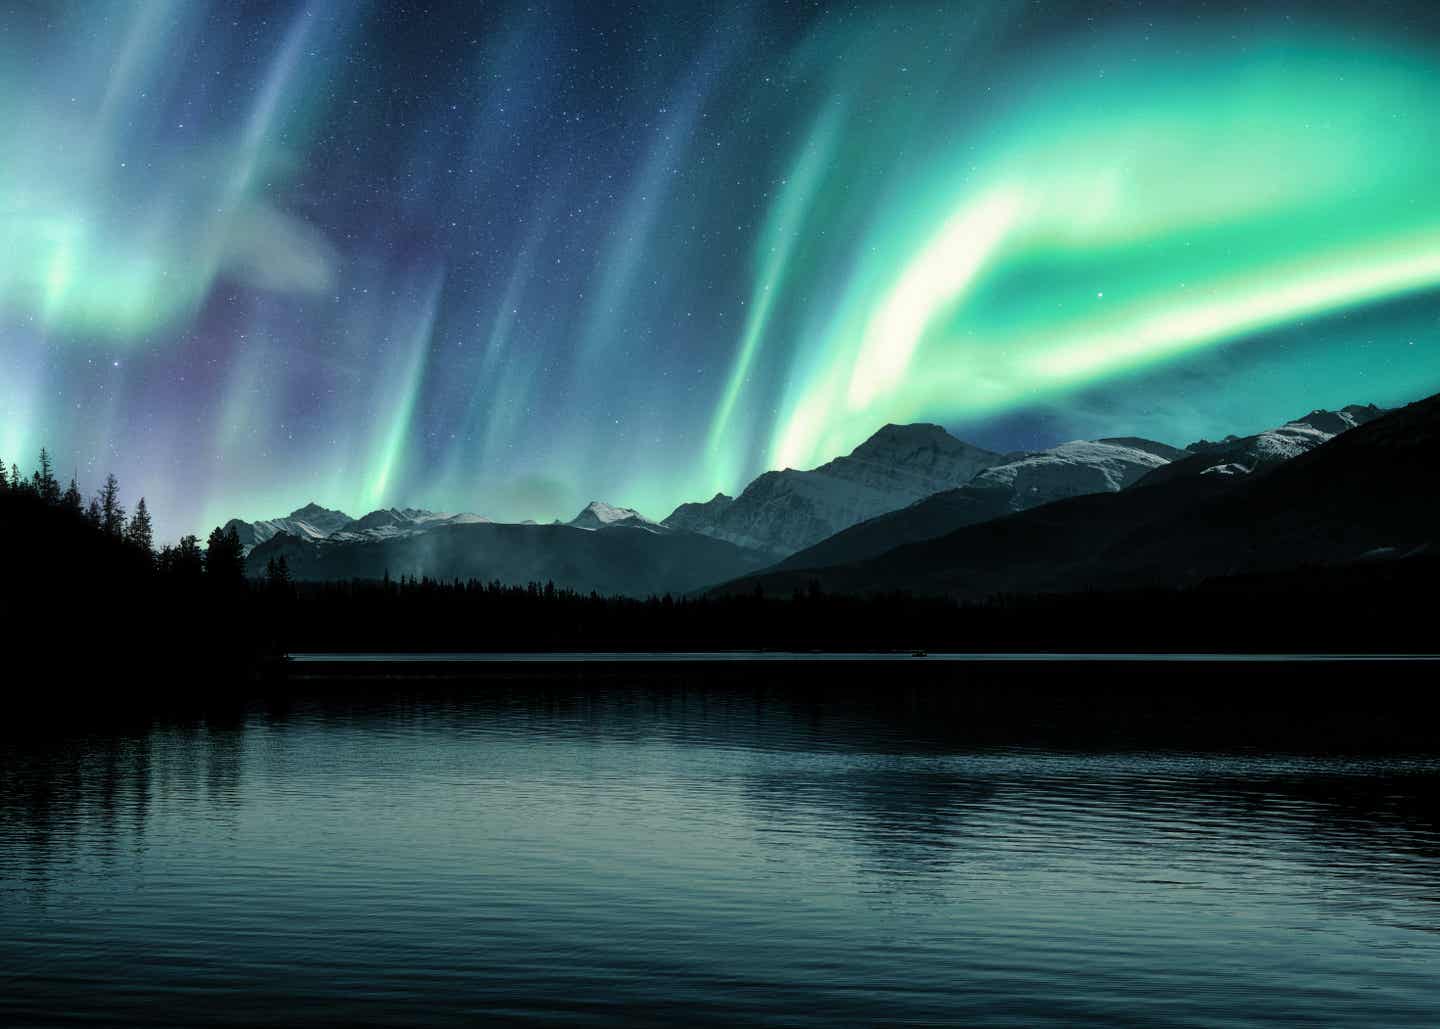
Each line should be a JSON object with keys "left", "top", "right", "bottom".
{"left": 5, "top": 0, "right": 1440, "bottom": 540}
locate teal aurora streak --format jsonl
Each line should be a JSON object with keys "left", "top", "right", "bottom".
{"left": 2, "top": 2, "right": 1439, "bottom": 539}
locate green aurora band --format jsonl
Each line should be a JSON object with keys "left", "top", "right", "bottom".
{"left": 720, "top": 24, "right": 1440, "bottom": 479}
{"left": 4, "top": 4, "right": 1440, "bottom": 538}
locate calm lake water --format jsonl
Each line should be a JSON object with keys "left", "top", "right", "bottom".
{"left": 3, "top": 673, "right": 1439, "bottom": 1026}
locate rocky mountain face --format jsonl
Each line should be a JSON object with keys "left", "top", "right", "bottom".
{"left": 225, "top": 400, "right": 1397, "bottom": 599}
{"left": 567, "top": 501, "right": 658, "bottom": 531}
{"left": 236, "top": 497, "right": 767, "bottom": 597}
{"left": 662, "top": 493, "right": 734, "bottom": 535}
{"left": 1136, "top": 404, "right": 1386, "bottom": 487}
{"left": 775, "top": 436, "right": 1183, "bottom": 571}
{"left": 720, "top": 396, "right": 1427, "bottom": 600}
{"left": 969, "top": 438, "right": 1183, "bottom": 503}
{"left": 224, "top": 503, "right": 354, "bottom": 551}
{"left": 662, "top": 423, "right": 1004, "bottom": 556}
{"left": 226, "top": 503, "right": 487, "bottom": 554}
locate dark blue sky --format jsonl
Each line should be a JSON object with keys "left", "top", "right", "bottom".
{"left": 3, "top": 0, "right": 1439, "bottom": 538}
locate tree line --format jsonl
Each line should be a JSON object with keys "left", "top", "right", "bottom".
{"left": 1, "top": 447, "right": 292, "bottom": 592}
{"left": 4, "top": 445, "right": 1435, "bottom": 670}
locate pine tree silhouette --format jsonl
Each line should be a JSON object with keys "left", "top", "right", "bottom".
{"left": 264, "top": 554, "right": 294, "bottom": 596}
{"left": 205, "top": 525, "right": 246, "bottom": 585}
{"left": 33, "top": 448, "right": 60, "bottom": 504}
{"left": 62, "top": 476, "right": 83, "bottom": 513}
{"left": 168, "top": 534, "right": 205, "bottom": 582}
{"left": 99, "top": 474, "right": 125, "bottom": 537}
{"left": 126, "top": 497, "right": 154, "bottom": 555}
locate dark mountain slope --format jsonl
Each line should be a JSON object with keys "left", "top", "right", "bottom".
{"left": 720, "top": 392, "right": 1440, "bottom": 598}
{"left": 249, "top": 521, "right": 769, "bottom": 597}
{"left": 771, "top": 436, "right": 1180, "bottom": 572}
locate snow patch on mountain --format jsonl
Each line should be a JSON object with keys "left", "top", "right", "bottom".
{"left": 225, "top": 503, "right": 354, "bottom": 552}
{"left": 1185, "top": 404, "right": 1386, "bottom": 478}
{"left": 662, "top": 493, "right": 733, "bottom": 535}
{"left": 662, "top": 423, "right": 1005, "bottom": 556}
{"left": 567, "top": 501, "right": 661, "bottom": 532}
{"left": 327, "top": 508, "right": 491, "bottom": 543}
{"left": 226, "top": 503, "right": 488, "bottom": 554}
{"left": 973, "top": 439, "right": 1176, "bottom": 506}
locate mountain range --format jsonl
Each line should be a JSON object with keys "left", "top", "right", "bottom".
{"left": 228, "top": 395, "right": 1426, "bottom": 599}
{"left": 661, "top": 423, "right": 1005, "bottom": 556}
{"left": 718, "top": 399, "right": 1426, "bottom": 598}
{"left": 227, "top": 503, "right": 489, "bottom": 552}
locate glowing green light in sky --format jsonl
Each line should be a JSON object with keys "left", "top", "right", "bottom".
{"left": 756, "top": 28, "right": 1440, "bottom": 472}
{"left": 9, "top": 3, "right": 1440, "bottom": 541}
{"left": 367, "top": 272, "right": 445, "bottom": 509}
{"left": 0, "top": 0, "right": 337, "bottom": 344}
{"left": 706, "top": 101, "right": 844, "bottom": 486}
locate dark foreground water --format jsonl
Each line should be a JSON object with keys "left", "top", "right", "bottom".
{"left": 3, "top": 672, "right": 1440, "bottom": 1026}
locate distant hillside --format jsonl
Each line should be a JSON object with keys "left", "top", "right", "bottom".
{"left": 248, "top": 521, "right": 770, "bottom": 597}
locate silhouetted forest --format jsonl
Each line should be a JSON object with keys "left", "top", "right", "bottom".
{"left": 1, "top": 451, "right": 290, "bottom": 680}
{"left": 3, "top": 448, "right": 1435, "bottom": 688}
{"left": 285, "top": 559, "right": 1435, "bottom": 654}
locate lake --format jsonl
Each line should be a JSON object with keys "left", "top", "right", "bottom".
{"left": 3, "top": 668, "right": 1439, "bottom": 1026}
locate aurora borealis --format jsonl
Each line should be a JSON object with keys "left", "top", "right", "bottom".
{"left": 4, "top": 1, "right": 1440, "bottom": 539}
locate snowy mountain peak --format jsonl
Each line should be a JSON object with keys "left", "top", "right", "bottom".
{"left": 289, "top": 501, "right": 350, "bottom": 525}
{"left": 225, "top": 502, "right": 489, "bottom": 553}
{"left": 226, "top": 502, "right": 354, "bottom": 552}
{"left": 1289, "top": 404, "right": 1385, "bottom": 437}
{"left": 662, "top": 492, "right": 735, "bottom": 535}
{"left": 1141, "top": 402, "right": 1388, "bottom": 487}
{"left": 326, "top": 507, "right": 490, "bottom": 543}
{"left": 661, "top": 423, "right": 1006, "bottom": 556}
{"left": 847, "top": 422, "right": 997, "bottom": 465}
{"left": 568, "top": 501, "right": 656, "bottom": 531}
{"left": 972, "top": 438, "right": 1176, "bottom": 500}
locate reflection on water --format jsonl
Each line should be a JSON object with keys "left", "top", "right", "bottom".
{"left": 2, "top": 680, "right": 1439, "bottom": 1026}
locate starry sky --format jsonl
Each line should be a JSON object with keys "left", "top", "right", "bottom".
{"left": 4, "top": 0, "right": 1440, "bottom": 540}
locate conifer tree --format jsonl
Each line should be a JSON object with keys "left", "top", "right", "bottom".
{"left": 99, "top": 473, "right": 125, "bottom": 537}
{"left": 62, "top": 476, "right": 83, "bottom": 513}
{"left": 265, "top": 554, "right": 293, "bottom": 594}
{"left": 0, "top": 460, "right": 8, "bottom": 491}
{"left": 33, "top": 448, "right": 60, "bottom": 504}
{"left": 172, "top": 534, "right": 204, "bottom": 581}
{"left": 126, "top": 497, "right": 154, "bottom": 554}
{"left": 11, "top": 463, "right": 26, "bottom": 494}
{"left": 205, "top": 525, "right": 246, "bottom": 585}
{"left": 86, "top": 496, "right": 103, "bottom": 527}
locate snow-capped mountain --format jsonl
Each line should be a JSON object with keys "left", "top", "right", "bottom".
{"left": 327, "top": 508, "right": 490, "bottom": 543}
{"left": 246, "top": 519, "right": 768, "bottom": 596}
{"left": 225, "top": 503, "right": 487, "bottom": 554}
{"left": 724, "top": 394, "right": 1433, "bottom": 601}
{"left": 224, "top": 502, "right": 354, "bottom": 551}
{"left": 222, "top": 400, "right": 1396, "bottom": 597}
{"left": 232, "top": 496, "right": 764, "bottom": 595}
{"left": 661, "top": 423, "right": 1004, "bottom": 557}
{"left": 662, "top": 492, "right": 734, "bottom": 535}
{"left": 773, "top": 436, "right": 1184, "bottom": 571}
{"left": 968, "top": 437, "right": 1185, "bottom": 506}
{"left": 567, "top": 501, "right": 660, "bottom": 532}
{"left": 1137, "top": 404, "right": 1386, "bottom": 487}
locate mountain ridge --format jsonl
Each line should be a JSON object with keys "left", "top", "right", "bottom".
{"left": 660, "top": 421, "right": 1006, "bottom": 556}
{"left": 715, "top": 395, "right": 1427, "bottom": 600}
